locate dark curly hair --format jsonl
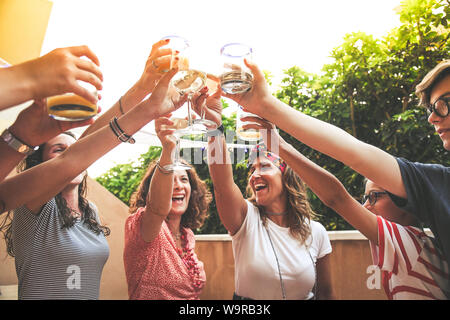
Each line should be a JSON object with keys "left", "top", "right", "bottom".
{"left": 129, "top": 159, "right": 211, "bottom": 230}
{"left": 0, "top": 131, "right": 110, "bottom": 257}
{"left": 246, "top": 158, "right": 317, "bottom": 245}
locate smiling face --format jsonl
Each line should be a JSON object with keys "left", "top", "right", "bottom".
{"left": 41, "top": 133, "right": 85, "bottom": 186}
{"left": 169, "top": 170, "right": 191, "bottom": 216}
{"left": 248, "top": 157, "right": 286, "bottom": 209}
{"left": 428, "top": 74, "right": 450, "bottom": 151}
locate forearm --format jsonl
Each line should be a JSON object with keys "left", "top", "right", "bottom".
{"left": 278, "top": 141, "right": 349, "bottom": 208}
{"left": 0, "top": 142, "right": 25, "bottom": 182}
{"left": 278, "top": 141, "right": 378, "bottom": 242}
{"left": 81, "top": 82, "right": 148, "bottom": 138}
{"left": 0, "top": 66, "right": 34, "bottom": 110}
{"left": 207, "top": 135, "right": 235, "bottom": 190}
{"left": 146, "top": 149, "right": 174, "bottom": 217}
{"left": 0, "top": 100, "right": 158, "bottom": 211}
{"left": 261, "top": 97, "right": 405, "bottom": 197}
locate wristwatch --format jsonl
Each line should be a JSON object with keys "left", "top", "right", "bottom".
{"left": 205, "top": 124, "right": 224, "bottom": 137}
{"left": 1, "top": 128, "right": 38, "bottom": 155}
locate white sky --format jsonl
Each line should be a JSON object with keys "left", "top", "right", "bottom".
{"left": 39, "top": 0, "right": 402, "bottom": 178}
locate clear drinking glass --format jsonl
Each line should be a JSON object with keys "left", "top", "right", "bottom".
{"left": 236, "top": 106, "right": 262, "bottom": 142}
{"left": 160, "top": 117, "right": 191, "bottom": 171}
{"left": 47, "top": 80, "right": 98, "bottom": 121}
{"left": 219, "top": 43, "right": 253, "bottom": 94}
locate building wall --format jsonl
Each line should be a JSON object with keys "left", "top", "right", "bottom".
{"left": 0, "top": 178, "right": 386, "bottom": 300}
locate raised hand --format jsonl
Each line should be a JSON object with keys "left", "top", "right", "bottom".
{"left": 154, "top": 115, "right": 177, "bottom": 151}
{"left": 139, "top": 65, "right": 188, "bottom": 119}
{"left": 135, "top": 39, "right": 176, "bottom": 94}
{"left": 221, "top": 59, "right": 272, "bottom": 118}
{"left": 20, "top": 45, "right": 103, "bottom": 104}
{"left": 8, "top": 99, "right": 101, "bottom": 147}
{"left": 191, "top": 81, "right": 223, "bottom": 127}
{"left": 241, "top": 116, "right": 285, "bottom": 153}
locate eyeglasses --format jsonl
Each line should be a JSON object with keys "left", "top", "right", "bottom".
{"left": 427, "top": 96, "right": 450, "bottom": 118}
{"left": 361, "top": 191, "right": 387, "bottom": 206}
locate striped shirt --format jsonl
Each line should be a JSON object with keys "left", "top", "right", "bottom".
{"left": 370, "top": 215, "right": 449, "bottom": 300}
{"left": 12, "top": 198, "right": 110, "bottom": 300}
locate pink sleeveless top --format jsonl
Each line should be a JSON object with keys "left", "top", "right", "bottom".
{"left": 123, "top": 207, "right": 206, "bottom": 300}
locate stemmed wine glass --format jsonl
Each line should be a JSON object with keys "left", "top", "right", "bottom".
{"left": 162, "top": 35, "right": 213, "bottom": 135}
{"left": 164, "top": 119, "right": 192, "bottom": 171}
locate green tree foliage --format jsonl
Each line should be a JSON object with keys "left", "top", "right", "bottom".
{"left": 97, "top": 0, "right": 449, "bottom": 233}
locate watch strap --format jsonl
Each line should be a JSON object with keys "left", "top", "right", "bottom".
{"left": 1, "top": 128, "right": 38, "bottom": 155}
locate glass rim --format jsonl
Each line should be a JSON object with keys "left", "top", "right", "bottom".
{"left": 220, "top": 43, "right": 253, "bottom": 57}
{"left": 161, "top": 35, "right": 190, "bottom": 50}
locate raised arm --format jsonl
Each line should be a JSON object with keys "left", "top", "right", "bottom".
{"left": 139, "top": 117, "right": 176, "bottom": 242}
{"left": 224, "top": 60, "right": 406, "bottom": 199}
{"left": 245, "top": 118, "right": 378, "bottom": 242}
{"left": 0, "top": 67, "right": 185, "bottom": 213}
{"left": 80, "top": 39, "right": 174, "bottom": 138}
{"left": 193, "top": 86, "right": 247, "bottom": 235}
{"left": 0, "top": 45, "right": 102, "bottom": 110}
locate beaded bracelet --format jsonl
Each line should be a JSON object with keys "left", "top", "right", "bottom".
{"left": 109, "top": 117, "right": 135, "bottom": 144}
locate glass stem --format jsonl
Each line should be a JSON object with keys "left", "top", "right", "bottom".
{"left": 174, "top": 135, "right": 181, "bottom": 164}
{"left": 187, "top": 94, "right": 193, "bottom": 126}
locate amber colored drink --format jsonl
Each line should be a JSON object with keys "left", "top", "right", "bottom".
{"left": 47, "top": 94, "right": 98, "bottom": 121}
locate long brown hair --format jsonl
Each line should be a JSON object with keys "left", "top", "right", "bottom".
{"left": 0, "top": 131, "right": 110, "bottom": 257}
{"left": 246, "top": 158, "right": 316, "bottom": 245}
{"left": 129, "top": 159, "right": 211, "bottom": 230}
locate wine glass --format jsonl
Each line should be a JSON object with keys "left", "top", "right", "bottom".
{"left": 161, "top": 117, "right": 192, "bottom": 171}
{"left": 162, "top": 35, "right": 209, "bottom": 135}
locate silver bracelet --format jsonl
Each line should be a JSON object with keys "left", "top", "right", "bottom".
{"left": 156, "top": 161, "right": 173, "bottom": 174}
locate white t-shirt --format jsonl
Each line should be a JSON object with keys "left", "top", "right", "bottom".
{"left": 232, "top": 200, "right": 332, "bottom": 300}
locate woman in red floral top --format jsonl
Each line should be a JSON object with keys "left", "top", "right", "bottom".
{"left": 123, "top": 116, "right": 212, "bottom": 300}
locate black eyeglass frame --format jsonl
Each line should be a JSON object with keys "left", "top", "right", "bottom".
{"left": 426, "top": 96, "right": 450, "bottom": 118}
{"left": 361, "top": 191, "right": 388, "bottom": 206}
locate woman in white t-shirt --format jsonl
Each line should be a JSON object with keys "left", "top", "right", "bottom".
{"left": 196, "top": 88, "right": 335, "bottom": 300}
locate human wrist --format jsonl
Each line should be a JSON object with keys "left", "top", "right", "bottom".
{"left": 8, "top": 122, "right": 37, "bottom": 147}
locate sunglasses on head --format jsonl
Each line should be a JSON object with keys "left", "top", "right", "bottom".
{"left": 361, "top": 191, "right": 388, "bottom": 206}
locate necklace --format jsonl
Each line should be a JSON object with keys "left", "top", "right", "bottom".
{"left": 170, "top": 228, "right": 203, "bottom": 291}
{"left": 265, "top": 211, "right": 287, "bottom": 216}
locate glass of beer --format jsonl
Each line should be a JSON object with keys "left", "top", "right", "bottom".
{"left": 47, "top": 80, "right": 98, "bottom": 121}
{"left": 219, "top": 43, "right": 253, "bottom": 95}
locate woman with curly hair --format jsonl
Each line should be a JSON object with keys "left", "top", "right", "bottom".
{"left": 124, "top": 116, "right": 212, "bottom": 300}
{"left": 193, "top": 86, "right": 334, "bottom": 300}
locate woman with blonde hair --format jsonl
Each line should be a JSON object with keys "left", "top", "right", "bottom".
{"left": 193, "top": 87, "right": 334, "bottom": 300}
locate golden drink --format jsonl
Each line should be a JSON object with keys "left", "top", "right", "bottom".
{"left": 47, "top": 94, "right": 98, "bottom": 121}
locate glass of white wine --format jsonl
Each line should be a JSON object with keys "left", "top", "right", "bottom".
{"left": 162, "top": 35, "right": 209, "bottom": 135}
{"left": 160, "top": 117, "right": 191, "bottom": 171}
{"left": 219, "top": 43, "right": 253, "bottom": 94}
